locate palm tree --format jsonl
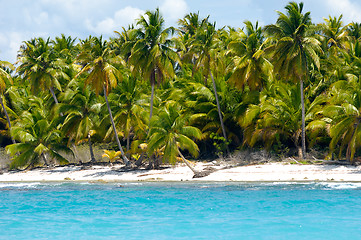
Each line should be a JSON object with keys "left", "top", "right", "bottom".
{"left": 112, "top": 26, "right": 138, "bottom": 62}
{"left": 319, "top": 15, "right": 350, "bottom": 55}
{"left": 348, "top": 22, "right": 361, "bottom": 41}
{"left": 0, "top": 61, "right": 16, "bottom": 144}
{"left": 52, "top": 34, "right": 78, "bottom": 61}
{"left": 6, "top": 96, "right": 70, "bottom": 169}
{"left": 17, "top": 37, "right": 69, "bottom": 105}
{"left": 187, "top": 21, "right": 230, "bottom": 154}
{"left": 179, "top": 78, "right": 240, "bottom": 156}
{"left": 129, "top": 8, "right": 179, "bottom": 123}
{"left": 178, "top": 12, "right": 204, "bottom": 38}
{"left": 76, "top": 36, "right": 130, "bottom": 166}
{"left": 59, "top": 79, "right": 102, "bottom": 163}
{"left": 177, "top": 12, "right": 208, "bottom": 64}
{"left": 242, "top": 81, "right": 326, "bottom": 155}
{"left": 324, "top": 78, "right": 361, "bottom": 163}
{"left": 106, "top": 75, "right": 147, "bottom": 154}
{"left": 52, "top": 34, "right": 79, "bottom": 83}
{"left": 102, "top": 149, "right": 122, "bottom": 164}
{"left": 264, "top": 1, "right": 322, "bottom": 158}
{"left": 227, "top": 21, "right": 273, "bottom": 90}
{"left": 147, "top": 103, "right": 202, "bottom": 174}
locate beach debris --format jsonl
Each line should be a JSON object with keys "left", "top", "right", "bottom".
{"left": 89, "top": 179, "right": 108, "bottom": 183}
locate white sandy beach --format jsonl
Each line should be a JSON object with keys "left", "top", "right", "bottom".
{"left": 1, "top": 162, "right": 361, "bottom": 182}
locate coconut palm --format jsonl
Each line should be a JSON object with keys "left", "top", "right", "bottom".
{"left": 178, "top": 12, "right": 204, "bottom": 38}
{"left": 76, "top": 36, "right": 130, "bottom": 166}
{"left": 319, "top": 15, "right": 350, "bottom": 55}
{"left": 58, "top": 79, "right": 102, "bottom": 163}
{"left": 227, "top": 21, "right": 273, "bottom": 90}
{"left": 242, "top": 81, "right": 326, "bottom": 155}
{"left": 129, "top": 8, "right": 179, "bottom": 122}
{"left": 17, "top": 37, "right": 70, "bottom": 105}
{"left": 189, "top": 21, "right": 230, "bottom": 153}
{"left": 106, "top": 75, "right": 147, "bottom": 154}
{"left": 242, "top": 82, "right": 301, "bottom": 151}
{"left": 180, "top": 78, "right": 241, "bottom": 155}
{"left": 6, "top": 96, "right": 70, "bottom": 169}
{"left": 0, "top": 61, "right": 16, "bottom": 144}
{"left": 112, "top": 25, "right": 138, "bottom": 62}
{"left": 102, "top": 149, "right": 122, "bottom": 164}
{"left": 147, "top": 103, "right": 202, "bottom": 174}
{"left": 264, "top": 1, "right": 322, "bottom": 158}
{"left": 323, "top": 78, "right": 361, "bottom": 163}
{"left": 348, "top": 22, "right": 361, "bottom": 41}
{"left": 52, "top": 34, "right": 78, "bottom": 61}
{"left": 52, "top": 34, "right": 79, "bottom": 83}
{"left": 177, "top": 12, "right": 208, "bottom": 64}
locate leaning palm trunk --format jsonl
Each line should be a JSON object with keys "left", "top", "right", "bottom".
{"left": 300, "top": 79, "right": 306, "bottom": 159}
{"left": 178, "top": 148, "right": 198, "bottom": 175}
{"left": 49, "top": 86, "right": 63, "bottom": 117}
{"left": 42, "top": 152, "right": 49, "bottom": 166}
{"left": 209, "top": 70, "right": 230, "bottom": 155}
{"left": 88, "top": 132, "right": 96, "bottom": 163}
{"left": 103, "top": 86, "right": 130, "bottom": 166}
{"left": 49, "top": 86, "right": 59, "bottom": 104}
{"left": 0, "top": 95, "right": 15, "bottom": 144}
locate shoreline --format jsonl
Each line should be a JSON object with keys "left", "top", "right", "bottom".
{"left": 1, "top": 162, "right": 361, "bottom": 183}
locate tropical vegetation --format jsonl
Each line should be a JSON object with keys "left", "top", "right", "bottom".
{"left": 1, "top": 2, "right": 361, "bottom": 171}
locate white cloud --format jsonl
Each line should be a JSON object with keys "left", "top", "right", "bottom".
{"left": 0, "top": 34, "right": 7, "bottom": 46}
{"left": 86, "top": 18, "right": 115, "bottom": 35}
{"left": 34, "top": 12, "right": 49, "bottom": 25}
{"left": 40, "top": 0, "right": 110, "bottom": 14}
{"left": 9, "top": 33, "right": 23, "bottom": 61}
{"left": 160, "top": 0, "right": 188, "bottom": 22}
{"left": 0, "top": 32, "right": 26, "bottom": 63}
{"left": 86, "top": 6, "right": 144, "bottom": 35}
{"left": 323, "top": 0, "right": 361, "bottom": 22}
{"left": 0, "top": 30, "right": 53, "bottom": 64}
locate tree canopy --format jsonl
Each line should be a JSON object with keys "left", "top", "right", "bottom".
{"left": 2, "top": 2, "right": 361, "bottom": 170}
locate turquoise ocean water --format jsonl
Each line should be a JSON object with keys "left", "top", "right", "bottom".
{"left": 0, "top": 182, "right": 361, "bottom": 239}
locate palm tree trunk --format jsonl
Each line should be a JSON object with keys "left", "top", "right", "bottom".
{"left": 126, "top": 131, "right": 130, "bottom": 157}
{"left": 49, "top": 86, "right": 59, "bottom": 104}
{"left": 209, "top": 70, "right": 230, "bottom": 155}
{"left": 0, "top": 95, "right": 15, "bottom": 144}
{"left": 346, "top": 144, "right": 351, "bottom": 163}
{"left": 346, "top": 122, "right": 359, "bottom": 164}
{"left": 42, "top": 152, "right": 49, "bottom": 166}
{"left": 103, "top": 85, "right": 130, "bottom": 166}
{"left": 300, "top": 79, "right": 306, "bottom": 159}
{"left": 71, "top": 143, "right": 80, "bottom": 162}
{"left": 149, "top": 81, "right": 155, "bottom": 122}
{"left": 49, "top": 86, "right": 63, "bottom": 117}
{"left": 88, "top": 132, "right": 96, "bottom": 163}
{"left": 178, "top": 148, "right": 198, "bottom": 175}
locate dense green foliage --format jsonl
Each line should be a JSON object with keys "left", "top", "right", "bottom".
{"left": 1, "top": 2, "right": 361, "bottom": 169}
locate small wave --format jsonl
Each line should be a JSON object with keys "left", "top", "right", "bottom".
{"left": 0, "top": 182, "right": 42, "bottom": 189}
{"left": 0, "top": 182, "right": 72, "bottom": 190}
{"left": 318, "top": 182, "right": 361, "bottom": 190}
{"left": 123, "top": 182, "right": 144, "bottom": 186}
{"left": 260, "top": 182, "right": 315, "bottom": 186}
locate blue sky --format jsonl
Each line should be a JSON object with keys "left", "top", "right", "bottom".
{"left": 1, "top": 0, "right": 361, "bottom": 63}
